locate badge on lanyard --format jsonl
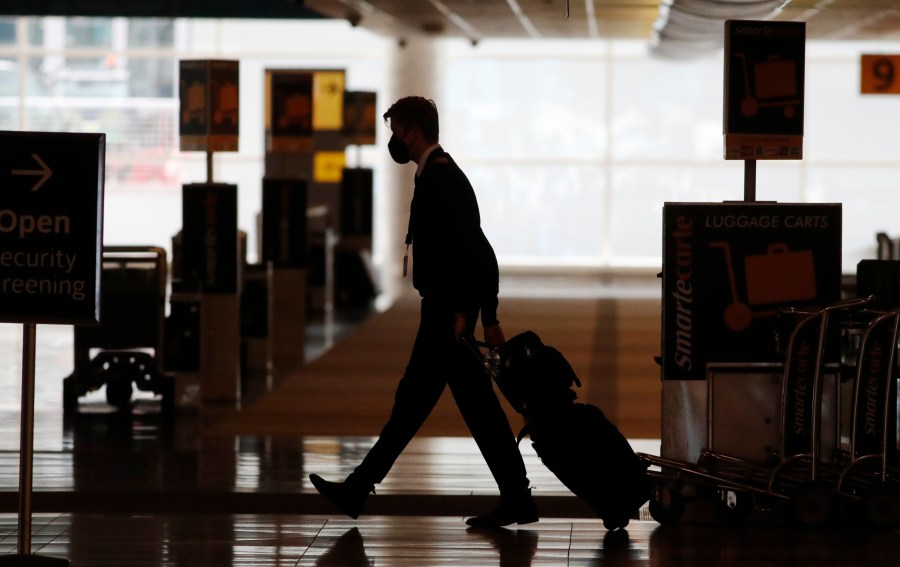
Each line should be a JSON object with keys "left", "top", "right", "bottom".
{"left": 403, "top": 233, "right": 412, "bottom": 278}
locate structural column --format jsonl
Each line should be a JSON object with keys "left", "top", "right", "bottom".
{"left": 378, "top": 37, "right": 442, "bottom": 304}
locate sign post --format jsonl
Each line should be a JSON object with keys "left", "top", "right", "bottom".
{"left": 177, "top": 59, "right": 241, "bottom": 403}
{"left": 659, "top": 21, "right": 811, "bottom": 468}
{"left": 0, "top": 131, "right": 105, "bottom": 566}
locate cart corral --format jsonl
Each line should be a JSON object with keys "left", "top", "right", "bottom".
{"left": 646, "top": 201, "right": 900, "bottom": 528}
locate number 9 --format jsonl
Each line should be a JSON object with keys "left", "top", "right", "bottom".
{"left": 873, "top": 57, "right": 895, "bottom": 91}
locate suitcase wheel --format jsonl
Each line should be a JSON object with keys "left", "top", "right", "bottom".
{"left": 603, "top": 514, "right": 630, "bottom": 531}
{"left": 648, "top": 484, "right": 684, "bottom": 526}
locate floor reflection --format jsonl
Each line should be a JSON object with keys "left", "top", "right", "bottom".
{"left": 646, "top": 522, "right": 900, "bottom": 567}
{"left": 1, "top": 513, "right": 898, "bottom": 566}
{"left": 467, "top": 527, "right": 539, "bottom": 567}
{"left": 314, "top": 527, "right": 372, "bottom": 567}
{"left": 56, "top": 411, "right": 315, "bottom": 495}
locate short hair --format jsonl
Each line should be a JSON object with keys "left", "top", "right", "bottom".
{"left": 383, "top": 96, "right": 439, "bottom": 143}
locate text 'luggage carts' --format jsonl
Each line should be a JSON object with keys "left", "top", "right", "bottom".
{"left": 639, "top": 295, "right": 900, "bottom": 527}
{"left": 63, "top": 246, "right": 174, "bottom": 413}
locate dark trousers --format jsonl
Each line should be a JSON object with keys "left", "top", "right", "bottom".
{"left": 353, "top": 297, "right": 530, "bottom": 496}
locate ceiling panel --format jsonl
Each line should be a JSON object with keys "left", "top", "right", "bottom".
{"left": 302, "top": 0, "right": 900, "bottom": 50}
{"left": 6, "top": 1, "right": 900, "bottom": 54}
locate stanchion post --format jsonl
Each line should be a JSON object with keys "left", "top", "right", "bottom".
{"left": 0, "top": 324, "right": 69, "bottom": 565}
{"left": 18, "top": 323, "right": 36, "bottom": 557}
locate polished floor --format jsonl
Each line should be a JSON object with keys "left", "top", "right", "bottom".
{"left": 8, "top": 512, "right": 900, "bottom": 567}
{"left": 0, "top": 276, "right": 897, "bottom": 566}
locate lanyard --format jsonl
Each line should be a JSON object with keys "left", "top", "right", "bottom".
{"left": 404, "top": 200, "right": 413, "bottom": 277}
{"left": 403, "top": 232, "right": 411, "bottom": 278}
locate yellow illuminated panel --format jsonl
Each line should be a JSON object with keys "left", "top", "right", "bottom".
{"left": 313, "top": 71, "right": 345, "bottom": 131}
{"left": 314, "top": 151, "right": 346, "bottom": 183}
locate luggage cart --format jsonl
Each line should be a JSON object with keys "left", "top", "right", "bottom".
{"left": 835, "top": 306, "right": 900, "bottom": 527}
{"left": 641, "top": 296, "right": 873, "bottom": 525}
{"left": 63, "top": 246, "right": 173, "bottom": 413}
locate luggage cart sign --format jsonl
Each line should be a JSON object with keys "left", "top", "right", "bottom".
{"left": 179, "top": 59, "right": 239, "bottom": 152}
{"left": 724, "top": 20, "right": 805, "bottom": 160}
{"left": 181, "top": 183, "right": 238, "bottom": 293}
{"left": 343, "top": 91, "right": 377, "bottom": 146}
{"left": 340, "top": 167, "right": 374, "bottom": 237}
{"left": 261, "top": 177, "right": 307, "bottom": 268}
{"left": 0, "top": 131, "right": 105, "bottom": 325}
{"left": 266, "top": 69, "right": 314, "bottom": 154}
{"left": 662, "top": 202, "right": 841, "bottom": 381}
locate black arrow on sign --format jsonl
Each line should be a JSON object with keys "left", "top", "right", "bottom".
{"left": 12, "top": 153, "right": 53, "bottom": 192}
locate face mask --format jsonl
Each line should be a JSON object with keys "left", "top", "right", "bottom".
{"left": 388, "top": 134, "right": 410, "bottom": 164}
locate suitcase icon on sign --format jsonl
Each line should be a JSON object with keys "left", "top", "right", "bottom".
{"left": 710, "top": 242, "right": 817, "bottom": 331}
{"left": 736, "top": 53, "right": 801, "bottom": 119}
{"left": 277, "top": 93, "right": 312, "bottom": 130}
{"left": 214, "top": 82, "right": 239, "bottom": 126}
{"left": 182, "top": 82, "right": 207, "bottom": 126}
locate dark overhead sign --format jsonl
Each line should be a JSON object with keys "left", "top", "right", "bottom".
{"left": 180, "top": 59, "right": 240, "bottom": 152}
{"left": 0, "top": 1, "right": 326, "bottom": 19}
{"left": 724, "top": 20, "right": 806, "bottom": 160}
{"left": 0, "top": 131, "right": 105, "bottom": 325}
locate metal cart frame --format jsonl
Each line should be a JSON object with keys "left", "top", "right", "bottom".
{"left": 63, "top": 246, "right": 173, "bottom": 412}
{"left": 641, "top": 296, "right": 880, "bottom": 526}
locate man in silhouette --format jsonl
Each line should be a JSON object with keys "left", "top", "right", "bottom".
{"left": 310, "top": 96, "right": 536, "bottom": 528}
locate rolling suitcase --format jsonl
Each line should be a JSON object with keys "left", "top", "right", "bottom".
{"left": 466, "top": 330, "right": 651, "bottom": 530}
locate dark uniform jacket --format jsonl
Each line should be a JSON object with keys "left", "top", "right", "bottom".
{"left": 407, "top": 147, "right": 501, "bottom": 326}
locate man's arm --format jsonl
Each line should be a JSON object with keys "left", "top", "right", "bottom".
{"left": 483, "top": 323, "right": 505, "bottom": 346}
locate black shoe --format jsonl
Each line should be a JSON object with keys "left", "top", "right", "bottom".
{"left": 310, "top": 474, "right": 373, "bottom": 519}
{"left": 466, "top": 491, "right": 539, "bottom": 528}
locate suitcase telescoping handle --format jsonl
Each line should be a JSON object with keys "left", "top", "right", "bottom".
{"left": 459, "top": 334, "right": 501, "bottom": 379}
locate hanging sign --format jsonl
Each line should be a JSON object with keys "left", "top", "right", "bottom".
{"left": 724, "top": 20, "right": 806, "bottom": 160}
{"left": 179, "top": 59, "right": 240, "bottom": 152}
{"left": 266, "top": 69, "right": 314, "bottom": 154}
{"left": 343, "top": 91, "right": 377, "bottom": 145}
{"left": 313, "top": 70, "right": 345, "bottom": 132}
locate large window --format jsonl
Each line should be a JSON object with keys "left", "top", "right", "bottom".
{"left": 443, "top": 38, "right": 900, "bottom": 273}
{"left": 0, "top": 17, "right": 389, "bottom": 264}
{"left": 443, "top": 41, "right": 609, "bottom": 266}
